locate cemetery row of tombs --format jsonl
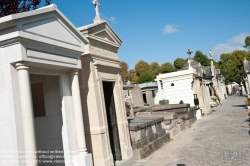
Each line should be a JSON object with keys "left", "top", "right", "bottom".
{"left": 0, "top": 4, "right": 227, "bottom": 166}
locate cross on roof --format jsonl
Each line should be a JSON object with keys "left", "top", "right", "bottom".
{"left": 93, "top": 0, "right": 103, "bottom": 23}
{"left": 93, "top": 0, "right": 101, "bottom": 17}
{"left": 186, "top": 48, "right": 193, "bottom": 60}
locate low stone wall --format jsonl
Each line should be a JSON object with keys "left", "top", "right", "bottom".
{"left": 128, "top": 117, "right": 170, "bottom": 160}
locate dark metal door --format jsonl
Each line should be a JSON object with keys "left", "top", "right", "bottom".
{"left": 102, "top": 81, "right": 122, "bottom": 161}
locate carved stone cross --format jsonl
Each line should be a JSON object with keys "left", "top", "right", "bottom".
{"left": 93, "top": 0, "right": 101, "bottom": 17}
{"left": 186, "top": 48, "right": 193, "bottom": 60}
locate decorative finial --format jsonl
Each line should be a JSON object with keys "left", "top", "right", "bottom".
{"left": 209, "top": 50, "right": 213, "bottom": 60}
{"left": 186, "top": 48, "right": 193, "bottom": 60}
{"left": 93, "top": 0, "right": 104, "bottom": 23}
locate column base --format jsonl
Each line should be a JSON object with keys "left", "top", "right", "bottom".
{"left": 73, "top": 153, "right": 93, "bottom": 166}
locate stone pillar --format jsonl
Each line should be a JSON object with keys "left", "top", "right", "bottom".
{"left": 69, "top": 69, "right": 93, "bottom": 166}
{"left": 16, "top": 62, "right": 37, "bottom": 166}
{"left": 69, "top": 69, "right": 88, "bottom": 154}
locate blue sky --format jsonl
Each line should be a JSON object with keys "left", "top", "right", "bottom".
{"left": 52, "top": 0, "right": 250, "bottom": 69}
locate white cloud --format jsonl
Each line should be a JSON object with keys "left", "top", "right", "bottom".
{"left": 163, "top": 24, "right": 179, "bottom": 34}
{"left": 101, "top": 14, "right": 116, "bottom": 23}
{"left": 212, "top": 32, "right": 250, "bottom": 60}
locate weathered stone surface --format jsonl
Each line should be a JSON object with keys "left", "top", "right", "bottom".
{"left": 132, "top": 86, "right": 145, "bottom": 108}
{"left": 136, "top": 112, "right": 178, "bottom": 120}
{"left": 147, "top": 104, "right": 190, "bottom": 112}
{"left": 128, "top": 117, "right": 169, "bottom": 160}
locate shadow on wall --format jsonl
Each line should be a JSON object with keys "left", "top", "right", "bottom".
{"left": 177, "top": 164, "right": 185, "bottom": 166}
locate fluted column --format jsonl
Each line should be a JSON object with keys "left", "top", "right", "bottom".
{"left": 16, "top": 62, "right": 37, "bottom": 166}
{"left": 69, "top": 69, "right": 88, "bottom": 154}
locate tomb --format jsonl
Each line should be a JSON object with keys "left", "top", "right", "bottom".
{"left": 136, "top": 111, "right": 184, "bottom": 139}
{"left": 138, "top": 82, "right": 158, "bottom": 107}
{"left": 127, "top": 117, "right": 170, "bottom": 159}
{"left": 0, "top": 5, "right": 92, "bottom": 166}
{"left": 154, "top": 49, "right": 228, "bottom": 115}
{"left": 77, "top": 2, "right": 134, "bottom": 165}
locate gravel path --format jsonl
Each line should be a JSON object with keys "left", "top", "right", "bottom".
{"left": 134, "top": 95, "right": 250, "bottom": 166}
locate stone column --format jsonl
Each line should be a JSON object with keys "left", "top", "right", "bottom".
{"left": 16, "top": 62, "right": 37, "bottom": 166}
{"left": 69, "top": 69, "right": 88, "bottom": 154}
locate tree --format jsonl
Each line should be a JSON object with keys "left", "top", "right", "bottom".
{"left": 193, "top": 50, "right": 210, "bottom": 66}
{"left": 160, "top": 62, "right": 175, "bottom": 73}
{"left": 174, "top": 58, "right": 186, "bottom": 70}
{"left": 137, "top": 71, "right": 155, "bottom": 84}
{"left": 129, "top": 69, "right": 138, "bottom": 84}
{"left": 135, "top": 60, "right": 150, "bottom": 76}
{"left": 119, "top": 61, "right": 129, "bottom": 82}
{"left": 220, "top": 53, "right": 231, "bottom": 64}
{"left": 0, "top": 0, "right": 51, "bottom": 17}
{"left": 149, "top": 62, "right": 160, "bottom": 77}
{"left": 244, "top": 36, "right": 250, "bottom": 49}
{"left": 220, "top": 50, "right": 250, "bottom": 84}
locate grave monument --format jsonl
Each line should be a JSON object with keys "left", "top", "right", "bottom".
{"left": 0, "top": 5, "right": 92, "bottom": 166}
{"left": 78, "top": 1, "right": 134, "bottom": 165}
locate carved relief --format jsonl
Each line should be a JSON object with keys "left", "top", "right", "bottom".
{"left": 89, "top": 41, "right": 118, "bottom": 60}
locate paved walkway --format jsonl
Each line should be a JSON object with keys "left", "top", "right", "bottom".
{"left": 134, "top": 95, "right": 250, "bottom": 166}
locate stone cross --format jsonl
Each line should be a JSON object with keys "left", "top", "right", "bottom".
{"left": 93, "top": 0, "right": 103, "bottom": 23}
{"left": 186, "top": 48, "right": 193, "bottom": 60}
{"left": 93, "top": 0, "right": 101, "bottom": 17}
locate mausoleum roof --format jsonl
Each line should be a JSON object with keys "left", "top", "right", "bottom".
{"left": 138, "top": 82, "right": 158, "bottom": 89}
{"left": 181, "top": 60, "right": 200, "bottom": 70}
{"left": 0, "top": 4, "right": 89, "bottom": 45}
{"left": 78, "top": 20, "right": 122, "bottom": 47}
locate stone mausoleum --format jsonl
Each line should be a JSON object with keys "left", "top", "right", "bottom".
{"left": 77, "top": 1, "right": 134, "bottom": 165}
{"left": 0, "top": 2, "right": 133, "bottom": 166}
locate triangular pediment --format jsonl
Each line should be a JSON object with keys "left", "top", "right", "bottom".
{"left": 94, "top": 30, "right": 116, "bottom": 43}
{"left": 22, "top": 17, "right": 82, "bottom": 47}
{"left": 0, "top": 4, "right": 88, "bottom": 49}
{"left": 78, "top": 21, "right": 122, "bottom": 46}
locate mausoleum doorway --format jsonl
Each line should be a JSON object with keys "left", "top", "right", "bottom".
{"left": 102, "top": 81, "right": 122, "bottom": 161}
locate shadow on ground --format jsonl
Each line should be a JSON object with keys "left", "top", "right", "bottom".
{"left": 177, "top": 164, "right": 185, "bottom": 166}
{"left": 231, "top": 104, "right": 246, "bottom": 107}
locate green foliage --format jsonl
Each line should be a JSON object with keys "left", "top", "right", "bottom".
{"left": 220, "top": 50, "right": 250, "bottom": 84}
{"left": 0, "top": 0, "right": 51, "bottom": 17}
{"left": 244, "top": 36, "right": 250, "bottom": 49}
{"left": 193, "top": 50, "right": 210, "bottom": 66}
{"left": 119, "top": 61, "right": 129, "bottom": 82}
{"left": 174, "top": 58, "right": 187, "bottom": 70}
{"left": 160, "top": 62, "right": 175, "bottom": 73}
{"left": 150, "top": 62, "right": 160, "bottom": 77}
{"left": 129, "top": 69, "right": 138, "bottom": 84}
{"left": 220, "top": 53, "right": 231, "bottom": 63}
{"left": 137, "top": 71, "right": 155, "bottom": 84}
{"left": 135, "top": 60, "right": 150, "bottom": 76}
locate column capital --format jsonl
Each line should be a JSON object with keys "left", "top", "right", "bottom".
{"left": 69, "top": 69, "right": 79, "bottom": 76}
{"left": 16, "top": 62, "right": 29, "bottom": 71}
